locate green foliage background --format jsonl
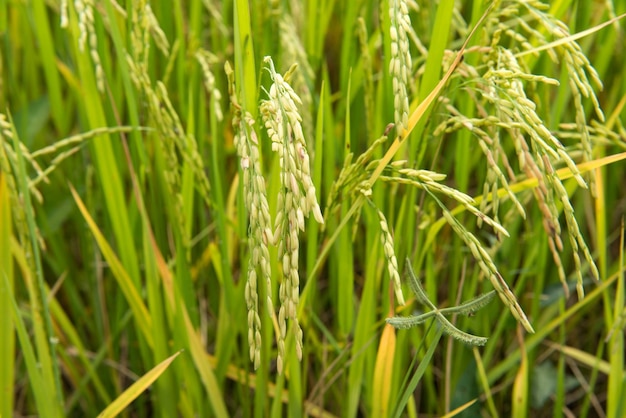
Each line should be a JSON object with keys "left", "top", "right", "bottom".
{"left": 1, "top": 0, "right": 625, "bottom": 417}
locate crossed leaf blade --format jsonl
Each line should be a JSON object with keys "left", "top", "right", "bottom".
{"left": 386, "top": 259, "right": 496, "bottom": 346}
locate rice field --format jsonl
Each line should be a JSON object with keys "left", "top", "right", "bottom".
{"left": 1, "top": 0, "right": 625, "bottom": 417}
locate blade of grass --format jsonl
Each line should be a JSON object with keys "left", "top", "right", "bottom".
{"left": 206, "top": 64, "right": 237, "bottom": 380}
{"left": 233, "top": 0, "right": 257, "bottom": 113}
{"left": 0, "top": 172, "right": 15, "bottom": 418}
{"left": 70, "top": 185, "right": 154, "bottom": 346}
{"left": 2, "top": 256, "right": 51, "bottom": 417}
{"left": 607, "top": 220, "right": 625, "bottom": 417}
{"left": 304, "top": 0, "right": 336, "bottom": 67}
{"left": 346, "top": 235, "right": 380, "bottom": 418}
{"left": 11, "top": 115, "right": 64, "bottom": 415}
{"left": 116, "top": 104, "right": 231, "bottom": 417}
{"left": 0, "top": 0, "right": 6, "bottom": 33}
{"left": 48, "top": 291, "right": 112, "bottom": 407}
{"left": 554, "top": 299, "right": 567, "bottom": 418}
{"left": 299, "top": 66, "right": 339, "bottom": 310}
{"left": 392, "top": 327, "right": 443, "bottom": 418}
{"left": 337, "top": 71, "right": 355, "bottom": 335}
{"left": 453, "top": 0, "right": 487, "bottom": 193}
{"left": 288, "top": 345, "right": 304, "bottom": 418}
{"left": 545, "top": 341, "right": 623, "bottom": 377}
{"left": 65, "top": 2, "right": 142, "bottom": 289}
{"left": 512, "top": 329, "right": 529, "bottom": 418}
{"left": 31, "top": 0, "right": 66, "bottom": 132}
{"left": 143, "top": 231, "right": 178, "bottom": 418}
{"left": 440, "top": 399, "right": 478, "bottom": 418}
{"left": 306, "top": 79, "right": 325, "bottom": 282}
{"left": 101, "top": 0, "right": 146, "bottom": 166}
{"left": 97, "top": 350, "right": 182, "bottom": 418}
{"left": 473, "top": 347, "right": 498, "bottom": 418}
{"left": 145, "top": 210, "right": 229, "bottom": 417}
{"left": 338, "top": 0, "right": 360, "bottom": 97}
{"left": 372, "top": 322, "right": 397, "bottom": 417}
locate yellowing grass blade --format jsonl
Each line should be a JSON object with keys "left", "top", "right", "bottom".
{"left": 509, "top": 152, "right": 626, "bottom": 193}
{"left": 545, "top": 341, "right": 619, "bottom": 377}
{"left": 441, "top": 399, "right": 477, "bottom": 418}
{"left": 0, "top": 172, "right": 16, "bottom": 418}
{"left": 516, "top": 13, "right": 626, "bottom": 58}
{"left": 512, "top": 336, "right": 529, "bottom": 418}
{"left": 97, "top": 350, "right": 182, "bottom": 418}
{"left": 372, "top": 323, "right": 397, "bottom": 417}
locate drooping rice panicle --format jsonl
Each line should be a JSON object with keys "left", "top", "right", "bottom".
{"left": 277, "top": 11, "right": 315, "bottom": 147}
{"left": 260, "top": 57, "right": 323, "bottom": 373}
{"left": 73, "top": 0, "right": 105, "bottom": 92}
{"left": 376, "top": 207, "right": 405, "bottom": 306}
{"left": 389, "top": 0, "right": 413, "bottom": 136}
{"left": 60, "top": 0, "right": 69, "bottom": 27}
{"left": 541, "top": 153, "right": 599, "bottom": 297}
{"left": 434, "top": 108, "right": 526, "bottom": 223}
{"left": 490, "top": 0, "right": 605, "bottom": 195}
{"left": 196, "top": 49, "right": 224, "bottom": 123}
{"left": 478, "top": 25, "right": 601, "bottom": 294}
{"left": 439, "top": 203, "right": 534, "bottom": 333}
{"left": 225, "top": 62, "right": 273, "bottom": 370}
{"left": 144, "top": 4, "right": 170, "bottom": 56}
{"left": 380, "top": 167, "right": 510, "bottom": 238}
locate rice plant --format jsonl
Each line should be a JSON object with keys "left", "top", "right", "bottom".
{"left": 1, "top": 0, "right": 625, "bottom": 417}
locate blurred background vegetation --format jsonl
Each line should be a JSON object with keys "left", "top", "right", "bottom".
{"left": 0, "top": 0, "right": 625, "bottom": 417}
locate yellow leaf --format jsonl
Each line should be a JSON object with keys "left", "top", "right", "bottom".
{"left": 512, "top": 339, "right": 528, "bottom": 418}
{"left": 97, "top": 350, "right": 182, "bottom": 418}
{"left": 372, "top": 323, "right": 397, "bottom": 417}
